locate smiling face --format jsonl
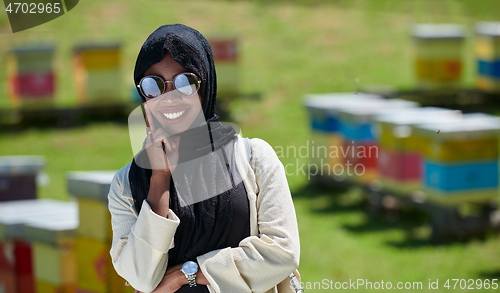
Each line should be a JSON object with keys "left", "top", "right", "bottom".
{"left": 143, "top": 54, "right": 205, "bottom": 135}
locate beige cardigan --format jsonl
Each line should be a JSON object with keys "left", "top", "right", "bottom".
{"left": 108, "top": 136, "right": 300, "bottom": 293}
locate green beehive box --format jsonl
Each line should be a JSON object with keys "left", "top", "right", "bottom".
{"left": 12, "top": 45, "right": 55, "bottom": 73}
{"left": 25, "top": 212, "right": 78, "bottom": 287}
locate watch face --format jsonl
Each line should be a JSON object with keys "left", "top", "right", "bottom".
{"left": 182, "top": 261, "right": 198, "bottom": 274}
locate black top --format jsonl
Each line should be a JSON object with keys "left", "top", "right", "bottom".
{"left": 174, "top": 181, "right": 249, "bottom": 292}
{"left": 169, "top": 141, "right": 250, "bottom": 293}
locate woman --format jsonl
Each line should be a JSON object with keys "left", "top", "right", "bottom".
{"left": 108, "top": 24, "right": 300, "bottom": 293}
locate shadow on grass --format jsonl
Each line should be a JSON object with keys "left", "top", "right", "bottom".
{"left": 478, "top": 269, "right": 500, "bottom": 279}
{"left": 292, "top": 180, "right": 481, "bottom": 248}
{"left": 0, "top": 105, "right": 131, "bottom": 131}
{"left": 387, "top": 231, "right": 496, "bottom": 249}
{"left": 343, "top": 211, "right": 427, "bottom": 234}
{"left": 292, "top": 182, "right": 365, "bottom": 215}
{"left": 387, "top": 238, "right": 468, "bottom": 249}
{"left": 291, "top": 181, "right": 349, "bottom": 199}
{"left": 0, "top": 119, "right": 129, "bottom": 134}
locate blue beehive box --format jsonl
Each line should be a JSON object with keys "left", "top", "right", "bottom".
{"left": 304, "top": 92, "right": 382, "bottom": 133}
{"left": 303, "top": 93, "right": 383, "bottom": 180}
{"left": 475, "top": 22, "right": 500, "bottom": 93}
{"left": 337, "top": 99, "right": 419, "bottom": 142}
{"left": 414, "top": 113, "right": 500, "bottom": 203}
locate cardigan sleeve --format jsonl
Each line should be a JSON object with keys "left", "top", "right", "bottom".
{"left": 196, "top": 138, "right": 300, "bottom": 293}
{"left": 108, "top": 164, "right": 181, "bottom": 293}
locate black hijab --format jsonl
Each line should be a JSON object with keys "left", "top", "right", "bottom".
{"left": 128, "top": 25, "right": 247, "bottom": 287}
{"left": 134, "top": 24, "right": 216, "bottom": 120}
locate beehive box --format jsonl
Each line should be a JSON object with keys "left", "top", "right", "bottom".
{"left": 0, "top": 199, "right": 77, "bottom": 293}
{"left": 73, "top": 44, "right": 122, "bottom": 105}
{"left": 303, "top": 93, "right": 383, "bottom": 179}
{"left": 373, "top": 107, "right": 462, "bottom": 193}
{"left": 208, "top": 36, "right": 239, "bottom": 97}
{"left": 336, "top": 99, "right": 419, "bottom": 183}
{"left": 0, "top": 156, "right": 45, "bottom": 202}
{"left": 24, "top": 212, "right": 78, "bottom": 293}
{"left": 67, "top": 171, "right": 129, "bottom": 293}
{"left": 7, "top": 45, "right": 56, "bottom": 109}
{"left": 75, "top": 237, "right": 121, "bottom": 293}
{"left": 412, "top": 24, "right": 465, "bottom": 90}
{"left": 475, "top": 22, "right": 500, "bottom": 93}
{"left": 413, "top": 113, "right": 500, "bottom": 204}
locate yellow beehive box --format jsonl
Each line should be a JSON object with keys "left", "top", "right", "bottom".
{"left": 374, "top": 107, "right": 460, "bottom": 151}
{"left": 84, "top": 68, "right": 123, "bottom": 103}
{"left": 67, "top": 171, "right": 116, "bottom": 242}
{"left": 412, "top": 24, "right": 465, "bottom": 89}
{"left": 73, "top": 44, "right": 122, "bottom": 105}
{"left": 36, "top": 280, "right": 75, "bottom": 293}
{"left": 413, "top": 113, "right": 500, "bottom": 162}
{"left": 76, "top": 237, "right": 124, "bottom": 293}
{"left": 76, "top": 198, "right": 112, "bottom": 242}
{"left": 74, "top": 44, "right": 121, "bottom": 70}
{"left": 80, "top": 50, "right": 121, "bottom": 70}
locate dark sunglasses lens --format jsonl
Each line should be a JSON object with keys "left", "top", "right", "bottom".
{"left": 174, "top": 74, "right": 199, "bottom": 96}
{"left": 141, "top": 76, "right": 164, "bottom": 98}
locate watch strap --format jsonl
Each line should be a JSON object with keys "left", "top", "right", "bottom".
{"left": 186, "top": 272, "right": 197, "bottom": 287}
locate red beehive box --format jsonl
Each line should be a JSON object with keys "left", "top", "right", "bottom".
{"left": 7, "top": 45, "right": 56, "bottom": 109}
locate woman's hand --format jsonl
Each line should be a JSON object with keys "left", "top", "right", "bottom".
{"left": 157, "top": 263, "right": 211, "bottom": 292}
{"left": 125, "top": 263, "right": 210, "bottom": 293}
{"left": 124, "top": 269, "right": 183, "bottom": 293}
{"left": 142, "top": 103, "right": 180, "bottom": 217}
{"left": 143, "top": 103, "right": 180, "bottom": 175}
{"left": 151, "top": 264, "right": 185, "bottom": 293}
{"left": 144, "top": 127, "right": 180, "bottom": 175}
{"left": 125, "top": 281, "right": 144, "bottom": 293}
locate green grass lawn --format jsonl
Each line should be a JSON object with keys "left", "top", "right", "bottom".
{"left": 2, "top": 0, "right": 500, "bottom": 292}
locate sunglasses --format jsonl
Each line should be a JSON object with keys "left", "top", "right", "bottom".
{"left": 137, "top": 73, "right": 201, "bottom": 99}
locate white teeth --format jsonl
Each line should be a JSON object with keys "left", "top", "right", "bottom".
{"left": 163, "top": 110, "right": 185, "bottom": 120}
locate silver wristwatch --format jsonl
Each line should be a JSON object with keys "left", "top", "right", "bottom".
{"left": 181, "top": 261, "right": 198, "bottom": 287}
